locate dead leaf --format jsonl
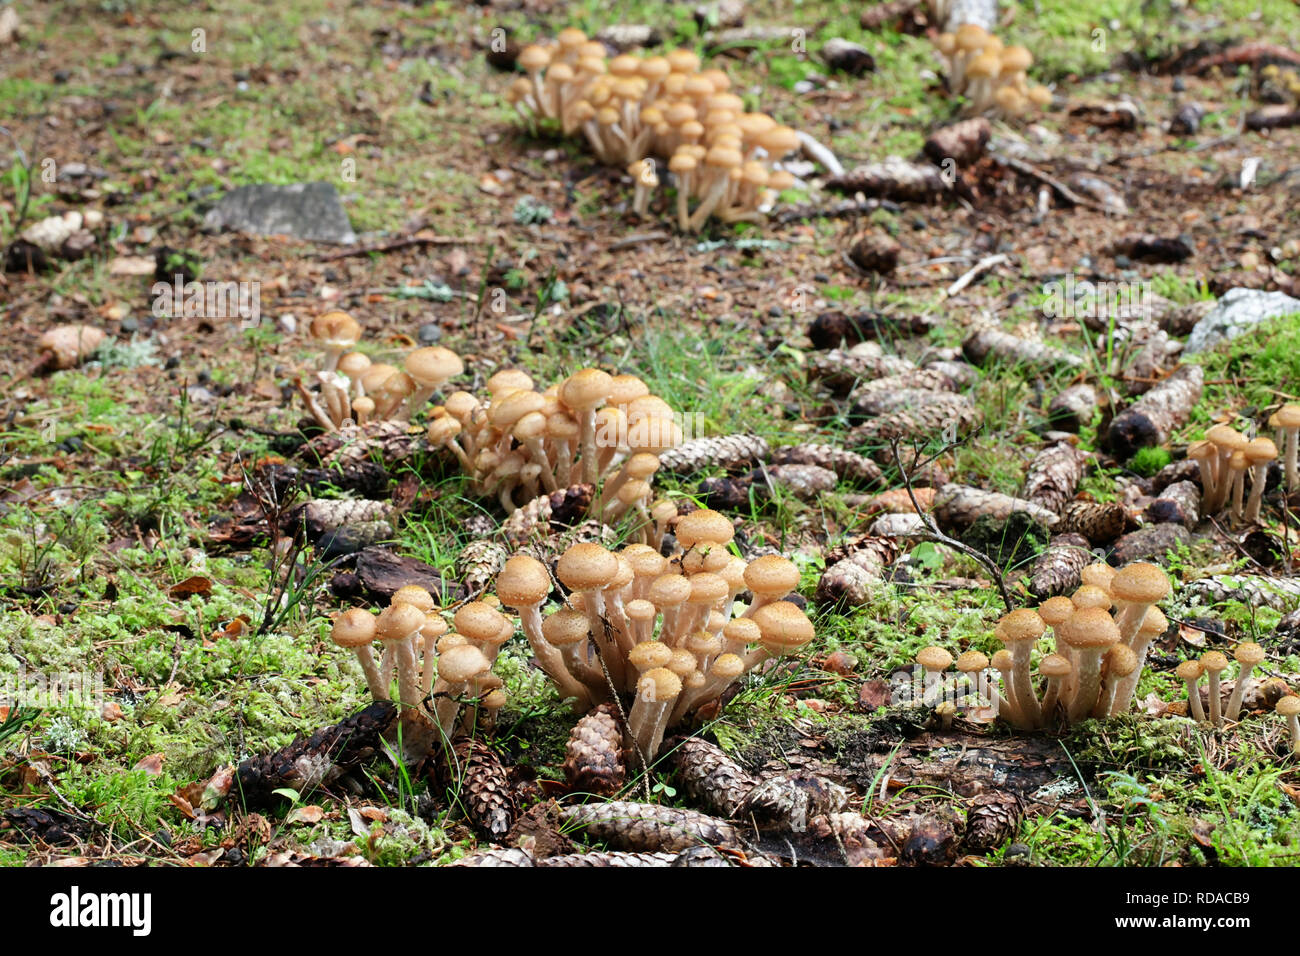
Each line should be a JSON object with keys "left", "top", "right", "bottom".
{"left": 101, "top": 701, "right": 123, "bottom": 721}
{"left": 287, "top": 805, "right": 325, "bottom": 825}
{"left": 134, "top": 753, "right": 165, "bottom": 776}
{"left": 169, "top": 575, "right": 213, "bottom": 599}
{"left": 169, "top": 793, "right": 196, "bottom": 819}
{"left": 858, "top": 679, "right": 893, "bottom": 710}
{"left": 347, "top": 807, "right": 370, "bottom": 839}
{"left": 358, "top": 806, "right": 388, "bottom": 823}
{"left": 1179, "top": 624, "right": 1206, "bottom": 648}
{"left": 201, "top": 765, "right": 234, "bottom": 809}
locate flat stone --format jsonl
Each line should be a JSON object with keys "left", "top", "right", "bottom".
{"left": 1185, "top": 287, "right": 1300, "bottom": 353}
{"left": 204, "top": 182, "right": 356, "bottom": 244}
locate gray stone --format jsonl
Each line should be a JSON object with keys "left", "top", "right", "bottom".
{"left": 204, "top": 182, "right": 356, "bottom": 244}
{"left": 417, "top": 322, "right": 443, "bottom": 344}
{"left": 1184, "top": 287, "right": 1300, "bottom": 353}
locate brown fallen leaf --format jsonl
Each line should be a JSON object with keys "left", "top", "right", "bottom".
{"left": 287, "top": 805, "right": 325, "bottom": 825}
{"left": 101, "top": 701, "right": 123, "bottom": 721}
{"left": 169, "top": 575, "right": 213, "bottom": 599}
{"left": 134, "top": 753, "right": 165, "bottom": 776}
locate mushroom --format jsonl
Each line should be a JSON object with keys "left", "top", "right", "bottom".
{"left": 1109, "top": 605, "right": 1167, "bottom": 716}
{"left": 331, "top": 608, "right": 386, "bottom": 701}
{"left": 995, "top": 609, "right": 1047, "bottom": 727}
{"left": 627, "top": 667, "right": 682, "bottom": 762}
{"left": 454, "top": 601, "right": 511, "bottom": 664}
{"left": 746, "top": 600, "right": 815, "bottom": 669}
{"left": 559, "top": 369, "right": 615, "bottom": 485}
{"left": 543, "top": 607, "right": 605, "bottom": 696}
{"left": 741, "top": 554, "right": 801, "bottom": 617}
{"left": 916, "top": 646, "right": 954, "bottom": 707}
{"left": 1037, "top": 654, "right": 1072, "bottom": 722}
{"left": 1093, "top": 644, "right": 1137, "bottom": 719}
{"left": 1270, "top": 404, "right": 1300, "bottom": 492}
{"left": 1038, "top": 596, "right": 1077, "bottom": 699}
{"left": 1176, "top": 659, "right": 1206, "bottom": 722}
{"left": 376, "top": 600, "right": 428, "bottom": 720}
{"left": 1109, "top": 562, "right": 1170, "bottom": 648}
{"left": 310, "top": 310, "right": 361, "bottom": 373}
{"left": 402, "top": 346, "right": 464, "bottom": 419}
{"left": 989, "top": 648, "right": 1027, "bottom": 728}
{"left": 432, "top": 643, "right": 492, "bottom": 737}
{"left": 1224, "top": 641, "right": 1266, "bottom": 723}
{"left": 1201, "top": 651, "right": 1229, "bottom": 727}
{"left": 1204, "top": 424, "right": 1247, "bottom": 513}
{"left": 1275, "top": 696, "right": 1300, "bottom": 753}
{"left": 954, "top": 650, "right": 989, "bottom": 709}
{"left": 1187, "top": 439, "right": 1219, "bottom": 509}
{"left": 1059, "top": 607, "right": 1120, "bottom": 722}
{"left": 1242, "top": 437, "right": 1277, "bottom": 525}
{"left": 556, "top": 542, "right": 625, "bottom": 688}
{"left": 497, "top": 555, "right": 592, "bottom": 709}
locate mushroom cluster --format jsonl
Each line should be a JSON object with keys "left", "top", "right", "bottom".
{"left": 330, "top": 585, "right": 507, "bottom": 740}
{"left": 1176, "top": 643, "right": 1267, "bottom": 728}
{"left": 425, "top": 365, "right": 682, "bottom": 516}
{"left": 1188, "top": 423, "right": 1277, "bottom": 524}
{"left": 1268, "top": 403, "right": 1300, "bottom": 493}
{"left": 933, "top": 24, "right": 1051, "bottom": 117}
{"left": 492, "top": 509, "right": 815, "bottom": 761}
{"left": 916, "top": 561, "right": 1172, "bottom": 729}
{"left": 504, "top": 32, "right": 800, "bottom": 230}
{"left": 298, "top": 310, "right": 464, "bottom": 432}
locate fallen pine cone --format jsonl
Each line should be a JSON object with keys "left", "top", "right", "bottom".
{"left": 962, "top": 327, "right": 1084, "bottom": 372}
{"left": 932, "top": 484, "right": 1059, "bottom": 533}
{"left": 1047, "top": 383, "right": 1098, "bottom": 432}
{"left": 1057, "top": 500, "right": 1127, "bottom": 545}
{"left": 771, "top": 443, "right": 883, "bottom": 485}
{"left": 290, "top": 498, "right": 394, "bottom": 539}
{"left": 760, "top": 463, "right": 839, "bottom": 500}
{"left": 852, "top": 387, "right": 973, "bottom": 419}
{"left": 1145, "top": 480, "right": 1200, "bottom": 530}
{"left": 736, "top": 770, "right": 849, "bottom": 831}
{"left": 1182, "top": 574, "right": 1300, "bottom": 611}
{"left": 1022, "top": 442, "right": 1087, "bottom": 515}
{"left": 899, "top": 812, "right": 963, "bottom": 867}
{"left": 847, "top": 231, "right": 901, "bottom": 274}
{"left": 668, "top": 737, "right": 758, "bottom": 818}
{"left": 562, "top": 704, "right": 627, "bottom": 797}
{"left": 923, "top": 117, "right": 991, "bottom": 167}
{"left": 1107, "top": 365, "right": 1203, "bottom": 460}
{"left": 448, "top": 847, "right": 535, "bottom": 867}
{"left": 807, "top": 347, "right": 917, "bottom": 395}
{"left": 860, "top": 486, "right": 935, "bottom": 514}
{"left": 827, "top": 156, "right": 948, "bottom": 202}
{"left": 849, "top": 396, "right": 983, "bottom": 445}
{"left": 1028, "top": 533, "right": 1092, "bottom": 599}
{"left": 458, "top": 538, "right": 508, "bottom": 596}
{"left": 962, "top": 791, "right": 1023, "bottom": 854}
{"left": 851, "top": 367, "right": 964, "bottom": 402}
{"left": 816, "top": 537, "right": 900, "bottom": 607}
{"left": 657, "top": 434, "right": 770, "bottom": 475}
{"left": 433, "top": 736, "right": 515, "bottom": 840}
{"left": 559, "top": 801, "right": 741, "bottom": 852}
{"left": 536, "top": 851, "right": 678, "bottom": 867}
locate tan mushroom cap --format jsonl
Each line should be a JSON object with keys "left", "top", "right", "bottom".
{"left": 955, "top": 23, "right": 990, "bottom": 51}
{"left": 1111, "top": 562, "right": 1170, "bottom": 605}
{"left": 675, "top": 508, "right": 735, "bottom": 548}
{"left": 628, "top": 641, "right": 673, "bottom": 671}
{"left": 743, "top": 554, "right": 800, "bottom": 598}
{"left": 1206, "top": 424, "right": 1246, "bottom": 451}
{"left": 686, "top": 630, "right": 723, "bottom": 658}
{"left": 332, "top": 608, "right": 377, "bottom": 647}
{"left": 990, "top": 649, "right": 1014, "bottom": 671}
{"left": 392, "top": 585, "right": 436, "bottom": 614}
{"left": 1176, "top": 659, "right": 1204, "bottom": 681}
{"left": 1200, "top": 651, "right": 1229, "bottom": 673}
{"left": 752, "top": 601, "right": 815, "bottom": 651}
{"left": 1245, "top": 437, "right": 1278, "bottom": 464}
{"left": 1038, "top": 596, "right": 1075, "bottom": 627}
{"left": 1273, "top": 405, "right": 1300, "bottom": 428}
{"left": 376, "top": 602, "right": 426, "bottom": 642}
{"left": 487, "top": 369, "right": 534, "bottom": 395}
{"left": 687, "top": 572, "right": 729, "bottom": 606}
{"left": 709, "top": 653, "right": 745, "bottom": 681}
{"left": 1071, "top": 584, "right": 1112, "bottom": 611}
{"left": 1234, "top": 641, "right": 1266, "bottom": 666}
{"left": 1275, "top": 696, "right": 1300, "bottom": 717}
{"left": 560, "top": 368, "right": 615, "bottom": 411}
{"left": 517, "top": 44, "right": 551, "bottom": 72}
{"left": 557, "top": 542, "right": 619, "bottom": 591}
{"left": 724, "top": 617, "right": 762, "bottom": 645}
{"left": 648, "top": 573, "right": 692, "bottom": 607}
{"left": 439, "top": 643, "right": 491, "bottom": 683}
{"left": 1138, "top": 605, "right": 1168, "bottom": 636}
{"left": 997, "top": 608, "right": 1046, "bottom": 644}
{"left": 496, "top": 555, "right": 551, "bottom": 608}
{"left": 1038, "top": 654, "right": 1072, "bottom": 678}
{"left": 420, "top": 615, "right": 449, "bottom": 642}
{"left": 541, "top": 608, "right": 589, "bottom": 646}
{"left": 625, "top": 598, "right": 657, "bottom": 623}
{"left": 955, "top": 650, "right": 989, "bottom": 673}
{"left": 1106, "top": 644, "right": 1139, "bottom": 678}
{"left": 1000, "top": 45, "right": 1033, "bottom": 73}
{"left": 917, "top": 646, "right": 954, "bottom": 672}
{"left": 311, "top": 310, "right": 361, "bottom": 346}
{"left": 405, "top": 346, "right": 463, "bottom": 387}
{"left": 1079, "top": 563, "right": 1116, "bottom": 592}
{"left": 638, "top": 667, "right": 683, "bottom": 702}
{"left": 1058, "top": 607, "right": 1121, "bottom": 649}
{"left": 967, "top": 52, "right": 1001, "bottom": 79}
{"left": 454, "top": 601, "right": 509, "bottom": 642}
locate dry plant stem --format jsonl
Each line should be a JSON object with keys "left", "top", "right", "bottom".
{"left": 890, "top": 439, "right": 1015, "bottom": 614}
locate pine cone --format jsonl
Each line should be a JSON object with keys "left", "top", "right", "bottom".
{"left": 535, "top": 851, "right": 678, "bottom": 867}
{"left": 236, "top": 701, "right": 396, "bottom": 808}
{"left": 459, "top": 539, "right": 508, "bottom": 596}
{"left": 850, "top": 367, "right": 961, "bottom": 402}
{"left": 293, "top": 499, "right": 394, "bottom": 538}
{"left": 310, "top": 420, "right": 419, "bottom": 468}
{"left": 809, "top": 812, "right": 889, "bottom": 866}
{"left": 657, "top": 434, "right": 769, "bottom": 475}
{"left": 847, "top": 232, "right": 901, "bottom": 274}
{"left": 1028, "top": 533, "right": 1092, "bottom": 599}
{"left": 816, "top": 538, "right": 899, "bottom": 607}
{"left": 932, "top": 484, "right": 1059, "bottom": 533}
{"left": 1183, "top": 575, "right": 1300, "bottom": 611}
{"left": 898, "top": 812, "right": 963, "bottom": 867}
{"left": 1057, "top": 500, "right": 1126, "bottom": 544}
{"left": 807, "top": 349, "right": 917, "bottom": 395}
{"left": 668, "top": 738, "right": 758, "bottom": 818}
{"left": 823, "top": 534, "right": 901, "bottom": 567}
{"left": 860, "top": 487, "right": 934, "bottom": 515}
{"left": 1109, "top": 523, "right": 1192, "bottom": 565}
{"left": 1108, "top": 365, "right": 1203, "bottom": 459}
{"left": 434, "top": 737, "right": 516, "bottom": 839}
{"left": 771, "top": 443, "right": 883, "bottom": 486}
{"left": 559, "top": 801, "right": 741, "bottom": 852}
{"left": 923, "top": 117, "right": 991, "bottom": 166}
{"left": 826, "top": 157, "right": 948, "bottom": 202}
{"left": 760, "top": 463, "right": 838, "bottom": 500}
{"left": 1022, "top": 442, "right": 1087, "bottom": 514}
{"left": 562, "top": 705, "right": 627, "bottom": 797}
{"left": 448, "top": 847, "right": 535, "bottom": 867}
{"left": 1145, "top": 480, "right": 1200, "bottom": 530}
{"left": 852, "top": 388, "right": 973, "bottom": 419}
{"left": 548, "top": 483, "right": 596, "bottom": 526}
{"left": 502, "top": 493, "right": 552, "bottom": 548}
{"left": 698, "top": 473, "right": 756, "bottom": 510}
{"left": 962, "top": 791, "right": 1023, "bottom": 854}
{"left": 736, "top": 770, "right": 849, "bottom": 831}
{"left": 962, "top": 328, "right": 1084, "bottom": 372}
{"left": 849, "top": 396, "right": 982, "bottom": 445}
{"left": 1047, "top": 383, "right": 1098, "bottom": 432}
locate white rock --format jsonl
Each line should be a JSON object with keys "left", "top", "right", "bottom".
{"left": 22, "top": 211, "right": 83, "bottom": 251}
{"left": 1184, "top": 288, "right": 1300, "bottom": 353}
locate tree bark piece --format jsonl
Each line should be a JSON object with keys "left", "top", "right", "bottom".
{"left": 559, "top": 801, "right": 741, "bottom": 852}
{"left": 1022, "top": 442, "right": 1088, "bottom": 514}
{"left": 1107, "top": 365, "right": 1204, "bottom": 459}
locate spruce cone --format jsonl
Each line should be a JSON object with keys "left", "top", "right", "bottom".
{"left": 852, "top": 388, "right": 973, "bottom": 419}
{"left": 809, "top": 812, "right": 889, "bottom": 866}
{"left": 562, "top": 705, "right": 627, "bottom": 797}
{"left": 850, "top": 368, "right": 963, "bottom": 406}
{"left": 898, "top": 812, "right": 963, "bottom": 867}
{"left": 293, "top": 499, "right": 394, "bottom": 538}
{"left": 535, "top": 851, "right": 678, "bottom": 867}
{"left": 1184, "top": 575, "right": 1300, "bottom": 611}
{"left": 434, "top": 737, "right": 515, "bottom": 839}
{"left": 1028, "top": 533, "right": 1092, "bottom": 599}
{"left": 809, "top": 311, "right": 936, "bottom": 349}
{"left": 826, "top": 157, "right": 948, "bottom": 202}
{"left": 1109, "top": 523, "right": 1192, "bottom": 565}
{"left": 771, "top": 443, "right": 883, "bottom": 485}
{"left": 309, "top": 420, "right": 418, "bottom": 468}
{"left": 459, "top": 539, "right": 508, "bottom": 596}
{"left": 932, "top": 484, "right": 1059, "bottom": 533}
{"left": 736, "top": 770, "right": 849, "bottom": 831}
{"left": 1150, "top": 458, "right": 1201, "bottom": 495}
{"left": 668, "top": 738, "right": 758, "bottom": 818}
{"left": 761, "top": 463, "right": 838, "bottom": 500}
{"left": 559, "top": 801, "right": 741, "bottom": 852}
{"left": 816, "top": 537, "right": 899, "bottom": 607}
{"left": 962, "top": 328, "right": 1084, "bottom": 372}
{"left": 502, "top": 493, "right": 552, "bottom": 547}
{"left": 849, "top": 396, "right": 983, "bottom": 445}
{"left": 807, "top": 349, "right": 917, "bottom": 395}
{"left": 1145, "top": 480, "right": 1200, "bottom": 530}
{"left": 962, "top": 791, "right": 1023, "bottom": 854}
{"left": 923, "top": 117, "right": 991, "bottom": 167}
{"left": 235, "top": 701, "right": 396, "bottom": 808}
{"left": 1022, "top": 442, "right": 1087, "bottom": 514}
{"left": 548, "top": 483, "right": 596, "bottom": 526}
{"left": 448, "top": 847, "right": 535, "bottom": 867}
{"left": 699, "top": 473, "right": 757, "bottom": 510}
{"left": 861, "top": 487, "right": 935, "bottom": 515}
{"left": 657, "top": 434, "right": 770, "bottom": 475}
{"left": 847, "top": 232, "right": 901, "bottom": 274}
{"left": 1107, "top": 365, "right": 1203, "bottom": 459}
{"left": 1047, "top": 383, "right": 1098, "bottom": 432}
{"left": 1057, "top": 500, "right": 1127, "bottom": 544}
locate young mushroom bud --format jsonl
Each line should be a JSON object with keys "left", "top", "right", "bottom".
{"left": 747, "top": 600, "right": 815, "bottom": 668}
{"left": 1224, "top": 641, "right": 1266, "bottom": 724}
{"left": 1176, "top": 659, "right": 1206, "bottom": 722}
{"left": 331, "top": 608, "right": 386, "bottom": 701}
{"left": 1201, "top": 651, "right": 1229, "bottom": 728}
{"left": 954, "top": 650, "right": 989, "bottom": 713}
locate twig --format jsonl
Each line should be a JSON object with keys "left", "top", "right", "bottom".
{"left": 317, "top": 232, "right": 479, "bottom": 262}
{"left": 889, "top": 438, "right": 1016, "bottom": 614}
{"left": 610, "top": 231, "right": 671, "bottom": 250}
{"left": 944, "top": 253, "right": 1009, "bottom": 298}
{"left": 991, "top": 153, "right": 1122, "bottom": 214}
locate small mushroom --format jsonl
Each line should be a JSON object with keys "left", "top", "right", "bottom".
{"left": 996, "top": 609, "right": 1047, "bottom": 727}
{"left": 1270, "top": 404, "right": 1300, "bottom": 492}
{"left": 1275, "top": 696, "right": 1300, "bottom": 753}
{"left": 1176, "top": 659, "right": 1206, "bottom": 723}
{"left": 331, "top": 608, "right": 386, "bottom": 701}
{"left": 916, "top": 645, "right": 954, "bottom": 707}
{"left": 1201, "top": 651, "right": 1229, "bottom": 728}
{"left": 1224, "top": 641, "right": 1266, "bottom": 723}
{"left": 1242, "top": 438, "right": 1277, "bottom": 525}
{"left": 1037, "top": 654, "right": 1072, "bottom": 722}
{"left": 1059, "top": 607, "right": 1120, "bottom": 722}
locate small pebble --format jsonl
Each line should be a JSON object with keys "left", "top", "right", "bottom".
{"left": 418, "top": 322, "right": 443, "bottom": 344}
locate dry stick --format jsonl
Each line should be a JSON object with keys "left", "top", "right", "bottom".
{"left": 944, "top": 254, "right": 1010, "bottom": 298}
{"left": 318, "top": 233, "right": 480, "bottom": 261}
{"left": 991, "top": 153, "right": 1125, "bottom": 215}
{"left": 889, "top": 438, "right": 1015, "bottom": 615}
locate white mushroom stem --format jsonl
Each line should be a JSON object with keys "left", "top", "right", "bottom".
{"left": 518, "top": 605, "right": 592, "bottom": 709}
{"left": 1067, "top": 648, "right": 1107, "bottom": 723}
{"left": 1040, "top": 675, "right": 1065, "bottom": 721}
{"left": 1113, "top": 601, "right": 1155, "bottom": 648}
{"left": 394, "top": 638, "right": 422, "bottom": 717}
{"left": 353, "top": 645, "right": 387, "bottom": 701}
{"left": 993, "top": 665, "right": 1029, "bottom": 729}
{"left": 1184, "top": 675, "right": 1206, "bottom": 723}
{"left": 1225, "top": 662, "right": 1259, "bottom": 724}
{"left": 1108, "top": 632, "right": 1157, "bottom": 716}
{"left": 577, "top": 408, "right": 600, "bottom": 485}
{"left": 1244, "top": 460, "right": 1271, "bottom": 524}
{"left": 1009, "top": 642, "right": 1043, "bottom": 727}
{"left": 1283, "top": 427, "right": 1299, "bottom": 492}
{"left": 1207, "top": 669, "right": 1224, "bottom": 727}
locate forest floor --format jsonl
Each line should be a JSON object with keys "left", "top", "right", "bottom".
{"left": 1, "top": 0, "right": 1300, "bottom": 867}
